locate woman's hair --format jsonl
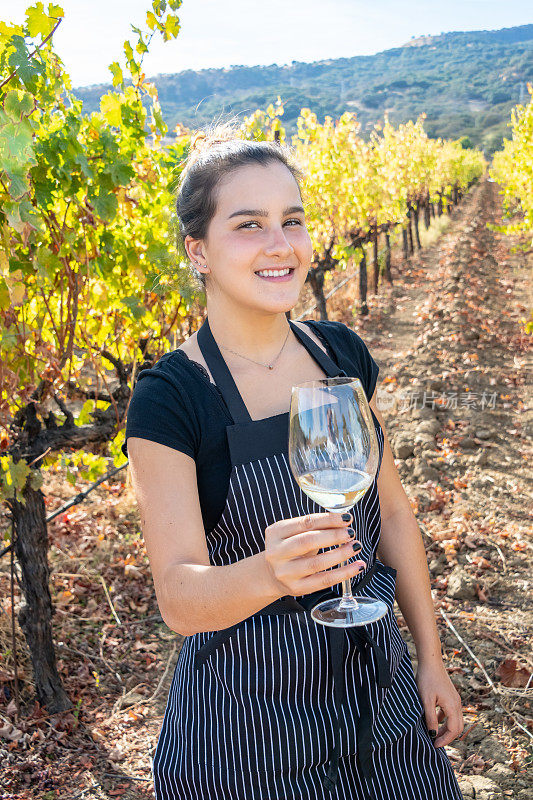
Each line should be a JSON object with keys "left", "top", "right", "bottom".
{"left": 174, "top": 118, "right": 305, "bottom": 291}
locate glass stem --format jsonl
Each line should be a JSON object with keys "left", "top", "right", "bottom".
{"left": 337, "top": 508, "right": 359, "bottom": 609}
{"left": 339, "top": 567, "right": 359, "bottom": 609}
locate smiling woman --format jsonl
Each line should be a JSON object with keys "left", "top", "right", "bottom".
{"left": 175, "top": 123, "right": 308, "bottom": 299}
{"left": 123, "top": 120, "right": 465, "bottom": 800}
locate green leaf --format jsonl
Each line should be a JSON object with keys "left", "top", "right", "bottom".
{"left": 93, "top": 190, "right": 118, "bottom": 222}
{"left": 123, "top": 40, "right": 134, "bottom": 63}
{"left": 28, "top": 470, "right": 44, "bottom": 491}
{"left": 3, "top": 200, "right": 24, "bottom": 232}
{"left": 152, "top": 105, "right": 167, "bottom": 135}
{"left": 0, "top": 118, "right": 34, "bottom": 165}
{"left": 110, "top": 162, "right": 134, "bottom": 185}
{"left": 4, "top": 90, "right": 35, "bottom": 122}
{"left": 0, "top": 279, "right": 10, "bottom": 310}
{"left": 0, "top": 323, "right": 19, "bottom": 348}
{"left": 19, "top": 197, "right": 39, "bottom": 226}
{"left": 5, "top": 168, "right": 30, "bottom": 200}
{"left": 122, "top": 295, "right": 147, "bottom": 319}
{"left": 7, "top": 458, "right": 30, "bottom": 492}
{"left": 74, "top": 150, "right": 92, "bottom": 179}
{"left": 7, "top": 35, "right": 30, "bottom": 68}
{"left": 35, "top": 248, "right": 61, "bottom": 279}
{"left": 66, "top": 470, "right": 77, "bottom": 486}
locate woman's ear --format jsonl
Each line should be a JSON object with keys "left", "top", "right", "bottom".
{"left": 184, "top": 235, "right": 204, "bottom": 266}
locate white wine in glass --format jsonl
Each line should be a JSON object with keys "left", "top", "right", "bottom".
{"left": 289, "top": 376, "right": 388, "bottom": 627}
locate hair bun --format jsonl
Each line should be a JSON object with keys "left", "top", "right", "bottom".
{"left": 190, "top": 130, "right": 208, "bottom": 154}
{"left": 189, "top": 121, "right": 241, "bottom": 159}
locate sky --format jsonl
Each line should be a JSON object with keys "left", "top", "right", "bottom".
{"left": 4, "top": 0, "right": 533, "bottom": 88}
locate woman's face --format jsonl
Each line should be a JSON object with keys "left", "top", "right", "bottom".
{"left": 188, "top": 160, "right": 313, "bottom": 313}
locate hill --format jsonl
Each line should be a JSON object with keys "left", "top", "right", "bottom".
{"left": 75, "top": 24, "right": 533, "bottom": 154}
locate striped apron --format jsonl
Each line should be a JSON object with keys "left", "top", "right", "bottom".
{"left": 153, "top": 318, "right": 465, "bottom": 800}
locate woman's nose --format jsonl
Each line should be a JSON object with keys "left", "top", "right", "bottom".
{"left": 264, "top": 226, "right": 295, "bottom": 257}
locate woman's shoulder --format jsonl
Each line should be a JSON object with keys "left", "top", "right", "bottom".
{"left": 135, "top": 347, "right": 210, "bottom": 392}
{"left": 128, "top": 349, "right": 205, "bottom": 421}
{"left": 122, "top": 346, "right": 228, "bottom": 460}
{"left": 133, "top": 346, "right": 231, "bottom": 423}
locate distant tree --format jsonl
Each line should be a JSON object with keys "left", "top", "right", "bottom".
{"left": 491, "top": 89, "right": 512, "bottom": 104}
{"left": 362, "top": 93, "right": 380, "bottom": 109}
{"left": 484, "top": 131, "right": 505, "bottom": 155}
{"left": 458, "top": 135, "right": 474, "bottom": 149}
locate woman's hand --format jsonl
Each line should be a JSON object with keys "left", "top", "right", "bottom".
{"left": 263, "top": 512, "right": 366, "bottom": 597}
{"left": 415, "top": 660, "right": 465, "bottom": 748}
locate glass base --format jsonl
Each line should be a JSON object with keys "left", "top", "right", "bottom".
{"left": 311, "top": 595, "right": 389, "bottom": 627}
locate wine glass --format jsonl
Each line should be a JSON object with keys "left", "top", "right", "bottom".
{"left": 288, "top": 376, "right": 388, "bottom": 627}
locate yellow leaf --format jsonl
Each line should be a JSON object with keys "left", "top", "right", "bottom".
{"left": 100, "top": 94, "right": 122, "bottom": 127}
{"left": 8, "top": 283, "right": 25, "bottom": 306}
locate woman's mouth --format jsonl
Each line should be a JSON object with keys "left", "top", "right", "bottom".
{"left": 254, "top": 267, "right": 295, "bottom": 282}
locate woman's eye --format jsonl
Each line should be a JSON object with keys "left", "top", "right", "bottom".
{"left": 238, "top": 218, "right": 302, "bottom": 229}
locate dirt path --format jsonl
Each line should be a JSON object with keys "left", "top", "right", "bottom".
{"left": 323, "top": 176, "right": 533, "bottom": 798}
{"left": 1, "top": 178, "right": 531, "bottom": 800}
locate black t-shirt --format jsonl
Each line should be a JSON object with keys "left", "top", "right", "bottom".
{"left": 122, "top": 319, "right": 380, "bottom": 533}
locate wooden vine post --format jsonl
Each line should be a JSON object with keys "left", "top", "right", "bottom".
{"left": 402, "top": 226, "right": 410, "bottom": 260}
{"left": 307, "top": 255, "right": 337, "bottom": 320}
{"left": 372, "top": 225, "right": 379, "bottom": 295}
{"left": 384, "top": 230, "right": 393, "bottom": 285}
{"left": 407, "top": 207, "right": 415, "bottom": 254}
{"left": 424, "top": 193, "right": 431, "bottom": 229}
{"left": 412, "top": 202, "right": 422, "bottom": 249}
{"left": 358, "top": 247, "right": 369, "bottom": 316}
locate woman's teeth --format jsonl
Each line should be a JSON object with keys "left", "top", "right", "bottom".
{"left": 256, "top": 268, "right": 292, "bottom": 277}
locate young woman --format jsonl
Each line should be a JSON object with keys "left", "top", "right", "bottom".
{"left": 123, "top": 125, "right": 465, "bottom": 800}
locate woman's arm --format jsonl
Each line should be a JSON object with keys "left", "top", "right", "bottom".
{"left": 127, "top": 437, "right": 281, "bottom": 637}
{"left": 369, "top": 392, "right": 464, "bottom": 747}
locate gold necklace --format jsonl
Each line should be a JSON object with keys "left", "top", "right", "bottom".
{"left": 220, "top": 325, "right": 291, "bottom": 370}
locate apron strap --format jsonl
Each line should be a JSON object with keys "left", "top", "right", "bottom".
{"left": 197, "top": 316, "right": 252, "bottom": 423}
{"left": 323, "top": 625, "right": 347, "bottom": 790}
{"left": 289, "top": 320, "right": 347, "bottom": 379}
